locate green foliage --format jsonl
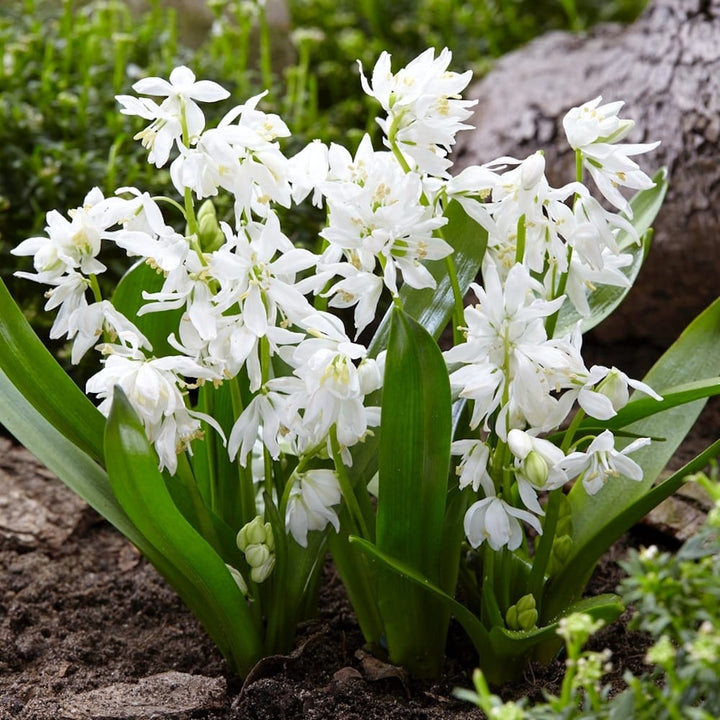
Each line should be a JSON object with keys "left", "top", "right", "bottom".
{"left": 286, "top": 0, "right": 648, "bottom": 145}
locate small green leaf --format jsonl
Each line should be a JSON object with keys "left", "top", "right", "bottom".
{"left": 105, "top": 386, "right": 262, "bottom": 676}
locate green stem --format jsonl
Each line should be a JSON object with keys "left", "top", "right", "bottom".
{"left": 443, "top": 249, "right": 466, "bottom": 347}
{"left": 88, "top": 274, "right": 103, "bottom": 304}
{"left": 561, "top": 407, "right": 586, "bottom": 454}
{"left": 389, "top": 138, "right": 412, "bottom": 174}
{"left": 527, "top": 488, "right": 563, "bottom": 607}
{"left": 515, "top": 213, "right": 526, "bottom": 265}
{"left": 330, "top": 427, "right": 371, "bottom": 540}
{"left": 575, "top": 148, "right": 584, "bottom": 184}
{"left": 544, "top": 245, "right": 573, "bottom": 338}
{"left": 229, "top": 378, "right": 258, "bottom": 526}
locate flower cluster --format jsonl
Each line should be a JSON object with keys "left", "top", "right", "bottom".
{"left": 14, "top": 51, "right": 661, "bottom": 564}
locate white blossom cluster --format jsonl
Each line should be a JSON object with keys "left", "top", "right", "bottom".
{"left": 14, "top": 52, "right": 661, "bottom": 555}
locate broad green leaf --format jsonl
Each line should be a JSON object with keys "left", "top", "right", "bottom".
{"left": 112, "top": 260, "right": 183, "bottom": 357}
{"left": 543, "top": 296, "right": 720, "bottom": 621}
{"left": 105, "top": 386, "right": 262, "bottom": 676}
{"left": 350, "top": 536, "right": 492, "bottom": 658}
{"left": 553, "top": 168, "right": 668, "bottom": 337}
{"left": 375, "top": 306, "right": 452, "bottom": 675}
{"left": 377, "top": 307, "right": 451, "bottom": 577}
{"left": 0, "top": 277, "right": 104, "bottom": 461}
{"left": 0, "top": 365, "right": 145, "bottom": 548}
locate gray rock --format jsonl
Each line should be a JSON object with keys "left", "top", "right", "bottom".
{"left": 24, "top": 671, "right": 226, "bottom": 719}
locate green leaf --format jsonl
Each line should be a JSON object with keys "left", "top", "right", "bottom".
{"left": 112, "top": 260, "right": 183, "bottom": 357}
{"left": 543, "top": 296, "right": 720, "bottom": 622}
{"left": 377, "top": 306, "right": 451, "bottom": 576}
{"left": 374, "top": 306, "right": 452, "bottom": 675}
{"left": 349, "top": 536, "right": 492, "bottom": 658}
{"left": 0, "top": 365, "right": 145, "bottom": 549}
{"left": 553, "top": 168, "right": 668, "bottom": 337}
{"left": 0, "top": 277, "right": 104, "bottom": 461}
{"left": 105, "top": 386, "right": 262, "bottom": 676}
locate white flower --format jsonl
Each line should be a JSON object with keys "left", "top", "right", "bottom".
{"left": 359, "top": 48, "right": 476, "bottom": 175}
{"left": 464, "top": 494, "right": 542, "bottom": 551}
{"left": 12, "top": 187, "right": 118, "bottom": 280}
{"left": 578, "top": 365, "right": 662, "bottom": 420}
{"left": 282, "top": 312, "right": 383, "bottom": 454}
{"left": 86, "top": 346, "right": 221, "bottom": 474}
{"left": 170, "top": 93, "right": 292, "bottom": 221}
{"left": 309, "top": 138, "right": 450, "bottom": 335}
{"left": 287, "top": 139, "right": 329, "bottom": 206}
{"left": 451, "top": 438, "right": 493, "bottom": 495}
{"left": 117, "top": 66, "right": 230, "bottom": 167}
{"left": 563, "top": 96, "right": 659, "bottom": 217}
{"left": 444, "top": 263, "right": 577, "bottom": 437}
{"left": 560, "top": 430, "right": 650, "bottom": 495}
{"left": 286, "top": 468, "right": 342, "bottom": 547}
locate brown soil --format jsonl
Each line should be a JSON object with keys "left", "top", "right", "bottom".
{"left": 1, "top": 341, "right": 717, "bottom": 720}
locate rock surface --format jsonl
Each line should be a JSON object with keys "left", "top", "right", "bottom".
{"left": 455, "top": 0, "right": 720, "bottom": 345}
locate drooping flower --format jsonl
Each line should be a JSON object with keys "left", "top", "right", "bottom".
{"left": 451, "top": 438, "right": 494, "bottom": 495}
{"left": 285, "top": 468, "right": 343, "bottom": 547}
{"left": 464, "top": 494, "right": 542, "bottom": 551}
{"left": 12, "top": 187, "right": 122, "bottom": 280}
{"left": 86, "top": 346, "right": 221, "bottom": 473}
{"left": 578, "top": 365, "right": 662, "bottom": 420}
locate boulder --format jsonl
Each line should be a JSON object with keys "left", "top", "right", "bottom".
{"left": 454, "top": 0, "right": 720, "bottom": 345}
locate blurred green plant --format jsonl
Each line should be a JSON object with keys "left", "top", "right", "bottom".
{"left": 286, "top": 0, "right": 648, "bottom": 145}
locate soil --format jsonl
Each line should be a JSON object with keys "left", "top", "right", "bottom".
{"left": 1, "top": 340, "right": 718, "bottom": 720}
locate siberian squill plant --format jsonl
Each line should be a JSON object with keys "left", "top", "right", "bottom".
{"left": 3, "top": 49, "right": 720, "bottom": 681}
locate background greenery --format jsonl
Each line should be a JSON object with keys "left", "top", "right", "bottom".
{"left": 0, "top": 0, "right": 647, "bottom": 366}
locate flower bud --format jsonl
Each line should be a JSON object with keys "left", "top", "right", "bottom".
{"left": 357, "top": 357, "right": 383, "bottom": 395}
{"left": 225, "top": 563, "right": 249, "bottom": 596}
{"left": 237, "top": 516, "right": 269, "bottom": 551}
{"left": 245, "top": 543, "right": 271, "bottom": 569}
{"left": 523, "top": 450, "right": 549, "bottom": 488}
{"left": 520, "top": 151, "right": 545, "bottom": 191}
{"left": 196, "top": 199, "right": 224, "bottom": 252}
{"left": 505, "top": 594, "right": 538, "bottom": 631}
